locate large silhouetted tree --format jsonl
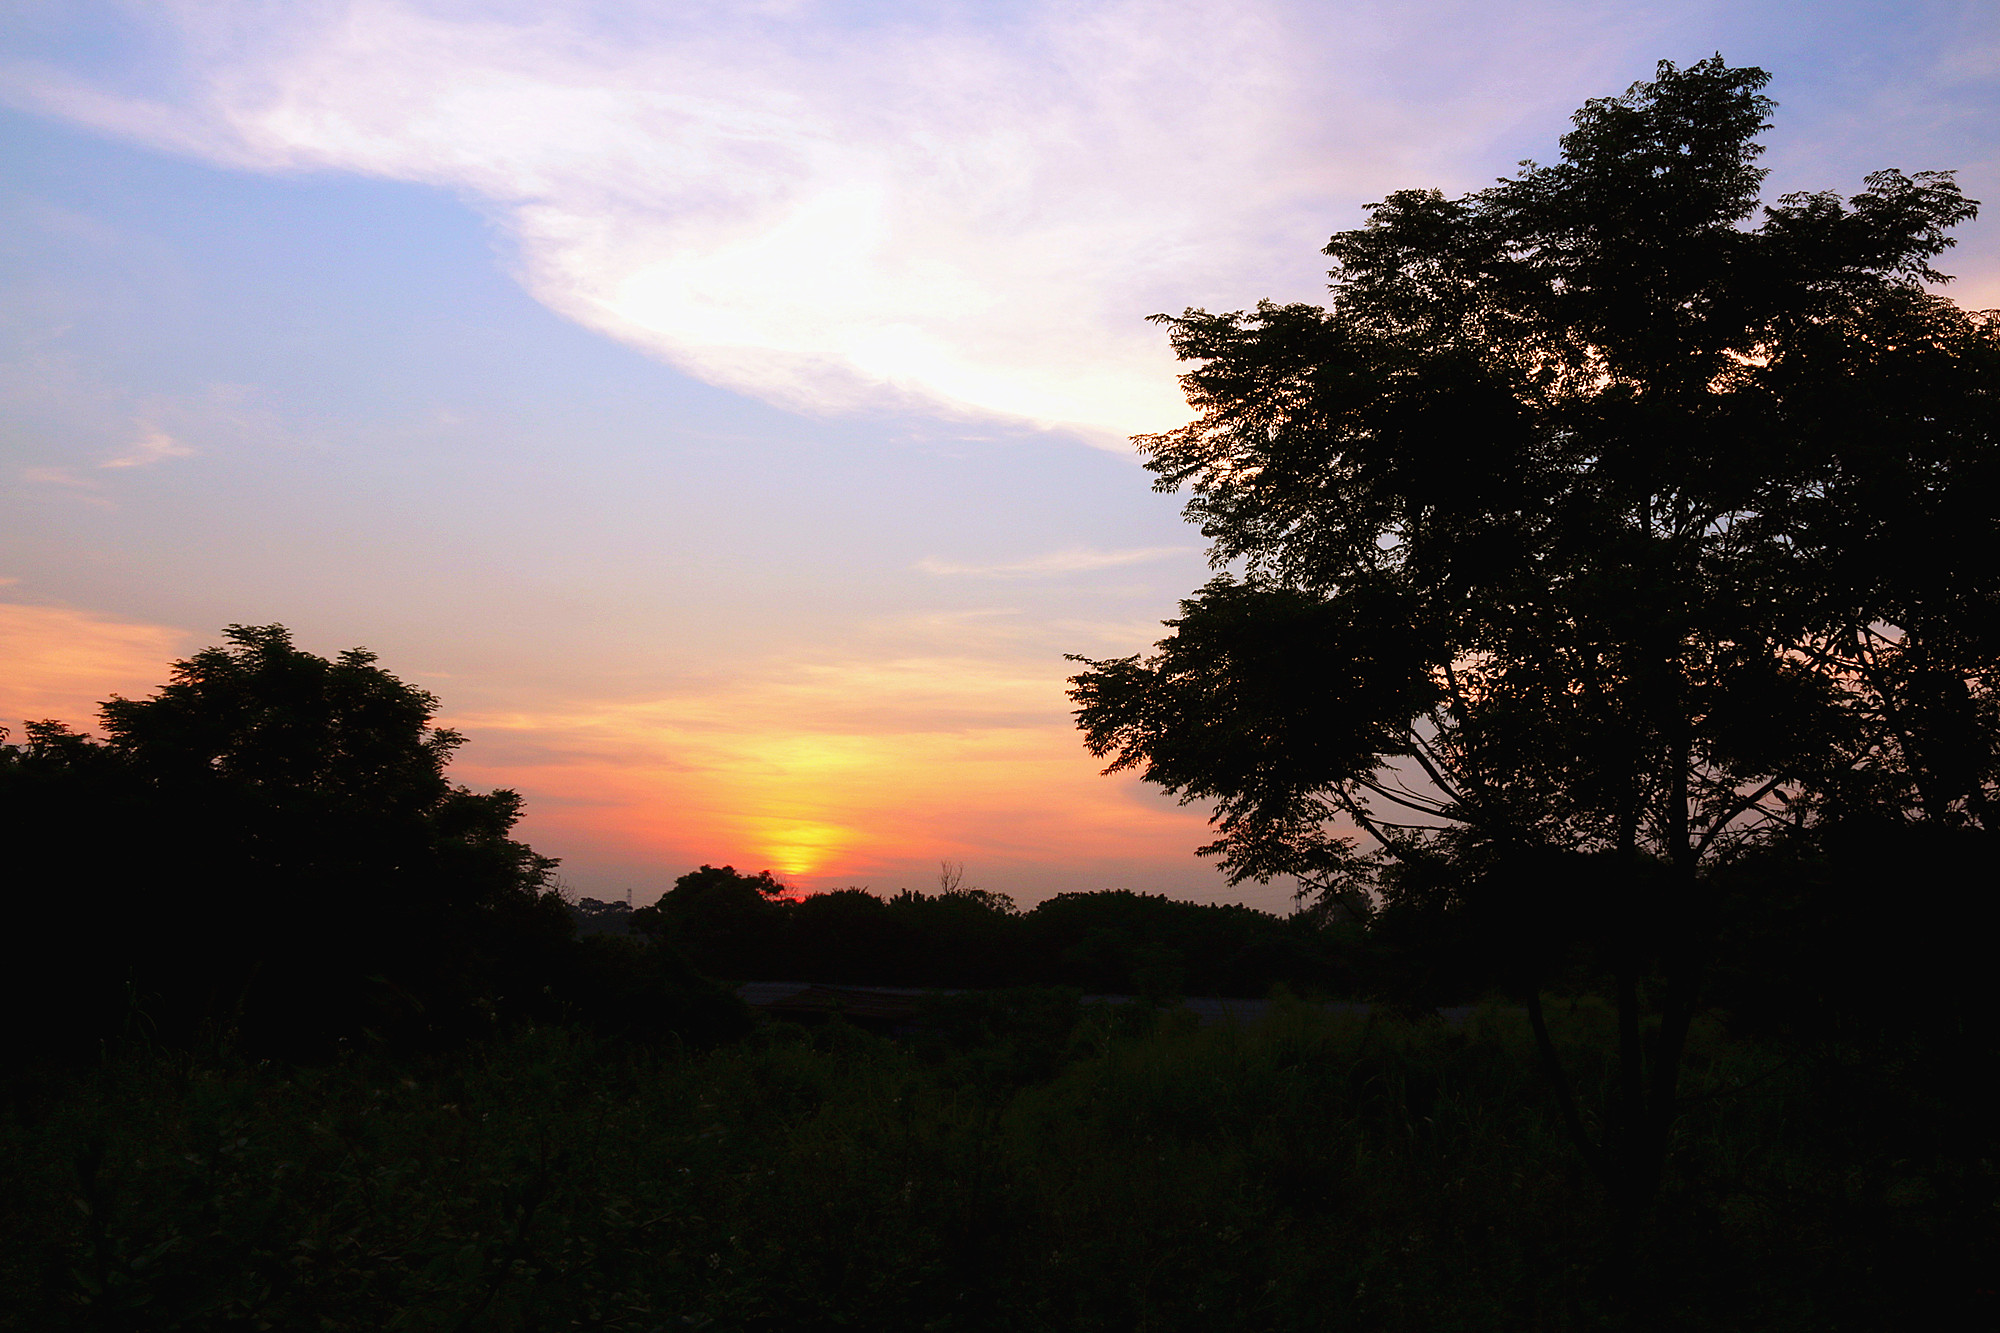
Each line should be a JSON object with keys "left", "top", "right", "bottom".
{"left": 1071, "top": 58, "right": 1998, "bottom": 1216}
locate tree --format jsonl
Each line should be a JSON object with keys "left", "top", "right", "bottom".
{"left": 632, "top": 864, "right": 792, "bottom": 981}
{"left": 1069, "top": 58, "right": 1999, "bottom": 1216}
{"left": 2, "top": 624, "right": 570, "bottom": 1054}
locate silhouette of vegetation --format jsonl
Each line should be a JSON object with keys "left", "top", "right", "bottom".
{"left": 1070, "top": 57, "right": 1999, "bottom": 1221}
{"left": 6, "top": 1008, "right": 1993, "bottom": 1330}
{"left": 0, "top": 620, "right": 1340, "bottom": 1078}
{"left": 629, "top": 863, "right": 1360, "bottom": 996}
{"left": 3, "top": 626, "right": 1992, "bottom": 1327}
{"left": 0, "top": 625, "right": 742, "bottom": 1060}
{"left": 568, "top": 896, "right": 634, "bottom": 936}
{"left": 632, "top": 863, "right": 792, "bottom": 981}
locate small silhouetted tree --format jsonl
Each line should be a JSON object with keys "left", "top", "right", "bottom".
{"left": 883, "top": 872, "right": 1023, "bottom": 988}
{"left": 632, "top": 864, "right": 791, "bottom": 981}
{"left": 570, "top": 896, "right": 635, "bottom": 936}
{"left": 1070, "top": 58, "right": 1998, "bottom": 1218}
{"left": 3, "top": 624, "right": 571, "bottom": 1054}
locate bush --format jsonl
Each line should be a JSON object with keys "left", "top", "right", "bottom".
{"left": 6, "top": 1003, "right": 1990, "bottom": 1331}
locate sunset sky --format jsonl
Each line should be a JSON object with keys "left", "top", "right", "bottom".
{"left": 4, "top": 1, "right": 1997, "bottom": 909}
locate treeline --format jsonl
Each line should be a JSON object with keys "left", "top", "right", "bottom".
{"left": 0, "top": 626, "right": 743, "bottom": 1063}
{"left": 5, "top": 623, "right": 1989, "bottom": 1076}
{"left": 582, "top": 828, "right": 2000, "bottom": 1055}
{"left": 594, "top": 866, "right": 1363, "bottom": 997}
{"left": 0, "top": 625, "right": 1368, "bottom": 1070}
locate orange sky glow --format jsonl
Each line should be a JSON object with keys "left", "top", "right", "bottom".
{"left": 0, "top": 601, "right": 189, "bottom": 733}
{"left": 0, "top": 600, "right": 1221, "bottom": 902}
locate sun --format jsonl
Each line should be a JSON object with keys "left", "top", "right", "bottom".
{"left": 748, "top": 817, "right": 851, "bottom": 880}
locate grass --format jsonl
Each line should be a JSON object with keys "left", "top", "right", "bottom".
{"left": 2, "top": 996, "right": 1992, "bottom": 1331}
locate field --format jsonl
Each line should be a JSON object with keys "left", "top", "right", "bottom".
{"left": 4, "top": 994, "right": 1991, "bottom": 1331}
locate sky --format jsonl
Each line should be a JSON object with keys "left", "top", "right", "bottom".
{"left": 3, "top": 0, "right": 1997, "bottom": 909}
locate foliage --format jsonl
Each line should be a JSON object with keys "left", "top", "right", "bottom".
{"left": 1703, "top": 821, "right": 1997, "bottom": 1050}
{"left": 1023, "top": 888, "right": 1356, "bottom": 999}
{"left": 0, "top": 626, "right": 720, "bottom": 1057}
{"left": 1074, "top": 55, "right": 1994, "bottom": 889}
{"left": 1068, "top": 57, "right": 1999, "bottom": 1212}
{"left": 633, "top": 865, "right": 1357, "bottom": 996}
{"left": 632, "top": 864, "right": 793, "bottom": 981}
{"left": 569, "top": 897, "right": 635, "bottom": 936}
{"left": 3, "top": 1007, "right": 1991, "bottom": 1331}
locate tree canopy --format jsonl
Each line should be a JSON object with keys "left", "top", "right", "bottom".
{"left": 1076, "top": 56, "right": 1995, "bottom": 893}
{"left": 1069, "top": 56, "right": 1998, "bottom": 1210}
{"left": 2, "top": 625, "right": 573, "bottom": 1053}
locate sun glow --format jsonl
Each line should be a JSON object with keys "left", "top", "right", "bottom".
{"left": 441, "top": 650, "right": 1218, "bottom": 893}
{"left": 745, "top": 817, "right": 853, "bottom": 879}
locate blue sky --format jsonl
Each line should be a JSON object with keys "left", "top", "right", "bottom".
{"left": 4, "top": 1, "right": 1996, "bottom": 907}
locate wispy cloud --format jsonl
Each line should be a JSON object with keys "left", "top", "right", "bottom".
{"left": 20, "top": 466, "right": 92, "bottom": 487}
{"left": 18, "top": 465, "right": 114, "bottom": 506}
{"left": 916, "top": 545, "right": 1192, "bottom": 578}
{"left": 100, "top": 427, "right": 195, "bottom": 469}
{"left": 0, "top": 1, "right": 1647, "bottom": 444}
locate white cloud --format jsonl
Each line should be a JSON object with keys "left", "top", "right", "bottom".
{"left": 100, "top": 427, "right": 195, "bottom": 468}
{"left": 916, "top": 545, "right": 1192, "bottom": 578}
{"left": 0, "top": 1, "right": 1653, "bottom": 443}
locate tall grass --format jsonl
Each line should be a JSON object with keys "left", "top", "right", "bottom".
{"left": 3, "top": 999, "right": 1990, "bottom": 1331}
